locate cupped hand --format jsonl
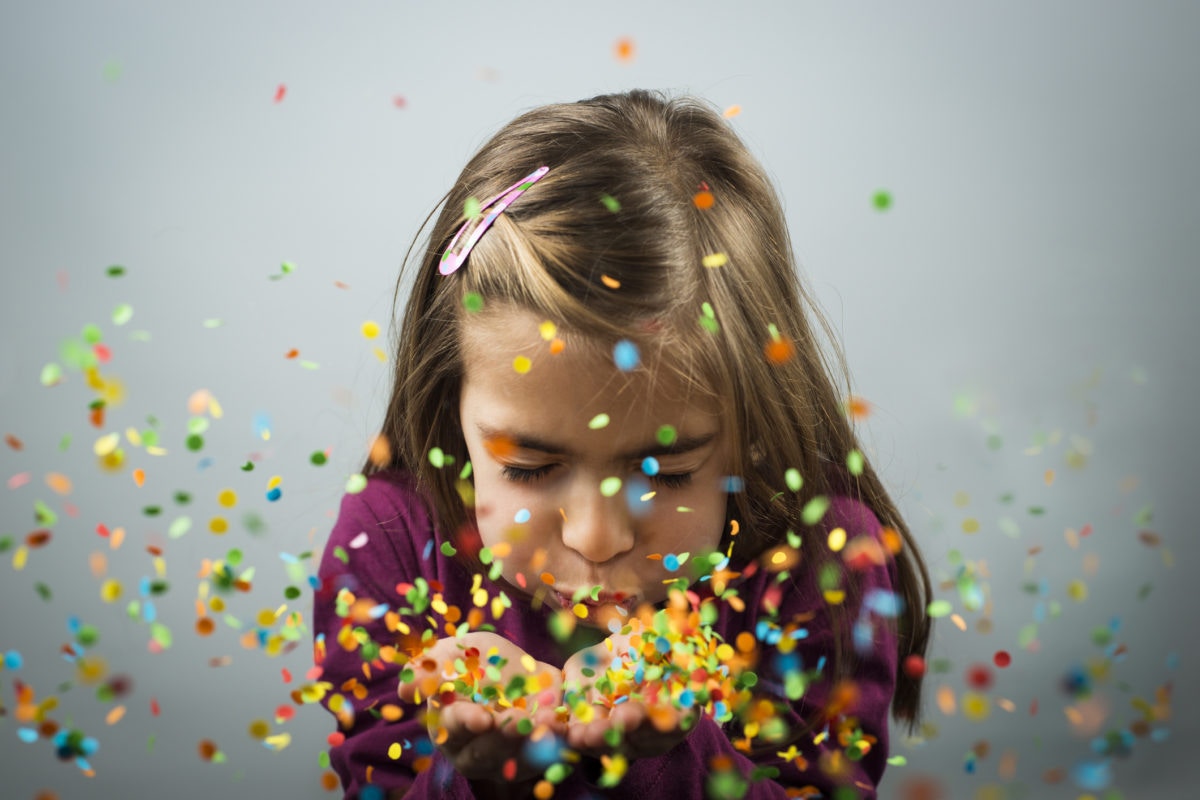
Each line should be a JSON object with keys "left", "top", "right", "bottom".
{"left": 399, "top": 632, "right": 565, "bottom": 784}
{"left": 560, "top": 632, "right": 700, "bottom": 760}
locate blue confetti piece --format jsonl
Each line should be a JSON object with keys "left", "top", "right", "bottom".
{"left": 266, "top": 487, "right": 282, "bottom": 502}
{"left": 422, "top": 540, "right": 434, "bottom": 561}
{"left": 197, "top": 456, "right": 214, "bottom": 471}
{"left": 722, "top": 476, "right": 744, "bottom": 493}
{"left": 864, "top": 589, "right": 904, "bottom": 617}
{"left": 514, "top": 508, "right": 531, "bottom": 524}
{"left": 624, "top": 476, "right": 653, "bottom": 517}
{"left": 143, "top": 601, "right": 157, "bottom": 623}
{"left": 613, "top": 340, "right": 639, "bottom": 371}
{"left": 853, "top": 618, "right": 873, "bottom": 652}
{"left": 3, "top": 650, "right": 22, "bottom": 670}
{"left": 663, "top": 553, "right": 680, "bottom": 571}
{"left": 17, "top": 727, "right": 37, "bottom": 743}
{"left": 1071, "top": 760, "right": 1112, "bottom": 791}
{"left": 678, "top": 689, "right": 695, "bottom": 708}
{"left": 523, "top": 733, "right": 563, "bottom": 768}
{"left": 360, "top": 787, "right": 385, "bottom": 800}
{"left": 641, "top": 456, "right": 659, "bottom": 476}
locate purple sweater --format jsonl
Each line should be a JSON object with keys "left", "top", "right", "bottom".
{"left": 313, "top": 470, "right": 898, "bottom": 799}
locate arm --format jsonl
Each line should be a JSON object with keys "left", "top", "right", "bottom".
{"left": 313, "top": 475, "right": 480, "bottom": 799}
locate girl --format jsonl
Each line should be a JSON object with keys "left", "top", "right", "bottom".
{"left": 313, "top": 89, "right": 932, "bottom": 800}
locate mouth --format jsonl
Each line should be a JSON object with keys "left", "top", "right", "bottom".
{"left": 552, "top": 589, "right": 640, "bottom": 616}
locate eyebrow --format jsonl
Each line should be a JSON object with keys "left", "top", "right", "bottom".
{"left": 476, "top": 423, "right": 718, "bottom": 462}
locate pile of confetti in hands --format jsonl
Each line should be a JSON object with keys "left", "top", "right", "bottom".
{"left": 396, "top": 584, "right": 765, "bottom": 790}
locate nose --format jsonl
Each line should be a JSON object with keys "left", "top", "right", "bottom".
{"left": 560, "top": 479, "right": 635, "bottom": 564}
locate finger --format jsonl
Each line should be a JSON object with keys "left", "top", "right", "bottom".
{"left": 437, "top": 700, "right": 495, "bottom": 752}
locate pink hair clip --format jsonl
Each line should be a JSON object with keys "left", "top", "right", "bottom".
{"left": 439, "top": 165, "right": 550, "bottom": 276}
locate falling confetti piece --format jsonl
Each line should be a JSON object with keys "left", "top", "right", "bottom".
{"left": 600, "top": 194, "right": 621, "bottom": 212}
{"left": 693, "top": 191, "right": 715, "bottom": 210}
{"left": 601, "top": 275, "right": 621, "bottom": 289}
{"left": 614, "top": 37, "right": 635, "bottom": 61}
{"left": 613, "top": 340, "right": 639, "bottom": 371}
{"left": 513, "top": 356, "right": 532, "bottom": 374}
{"left": 872, "top": 190, "right": 892, "bottom": 210}
{"left": 723, "top": 105, "right": 742, "bottom": 118}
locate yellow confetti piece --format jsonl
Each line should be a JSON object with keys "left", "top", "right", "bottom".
{"left": 388, "top": 741, "right": 402, "bottom": 760}
{"left": 267, "top": 475, "right": 283, "bottom": 490}
{"left": 89, "top": 552, "right": 107, "bottom": 577}
{"left": 13, "top": 545, "right": 28, "bottom": 570}
{"left": 100, "top": 578, "right": 123, "bottom": 602}
{"left": 105, "top": 705, "right": 126, "bottom": 725}
{"left": 950, "top": 614, "right": 967, "bottom": 631}
{"left": 538, "top": 321, "right": 557, "bottom": 340}
{"left": 572, "top": 603, "right": 589, "bottom": 619}
{"left": 701, "top": 252, "right": 728, "bottom": 268}
{"left": 372, "top": 346, "right": 387, "bottom": 362}
{"left": 361, "top": 320, "right": 380, "bottom": 339}
{"left": 217, "top": 489, "right": 237, "bottom": 508}
{"left": 1045, "top": 469, "right": 1055, "bottom": 486}
{"left": 963, "top": 691, "right": 991, "bottom": 721}
{"left": 110, "top": 527, "right": 125, "bottom": 550}
{"left": 513, "top": 356, "right": 532, "bottom": 374}
{"left": 1067, "top": 579, "right": 1088, "bottom": 601}
{"left": 93, "top": 432, "right": 120, "bottom": 457}
{"left": 723, "top": 104, "right": 742, "bottom": 118}
{"left": 827, "top": 527, "right": 846, "bottom": 552}
{"left": 256, "top": 608, "right": 277, "bottom": 627}
{"left": 209, "top": 517, "right": 228, "bottom": 535}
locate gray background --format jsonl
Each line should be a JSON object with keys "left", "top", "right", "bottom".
{"left": 1, "top": 1, "right": 1196, "bottom": 797}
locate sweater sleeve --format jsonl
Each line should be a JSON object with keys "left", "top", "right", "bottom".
{"left": 614, "top": 495, "right": 899, "bottom": 800}
{"left": 312, "top": 475, "right": 480, "bottom": 799}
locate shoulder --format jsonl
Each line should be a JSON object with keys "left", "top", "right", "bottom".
{"left": 318, "top": 469, "right": 438, "bottom": 595}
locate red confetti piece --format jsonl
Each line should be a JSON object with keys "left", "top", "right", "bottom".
{"left": 966, "top": 664, "right": 994, "bottom": 690}
{"left": 392, "top": 95, "right": 407, "bottom": 109}
{"left": 94, "top": 343, "right": 112, "bottom": 363}
{"left": 275, "top": 704, "right": 295, "bottom": 722}
{"left": 281, "top": 668, "right": 293, "bottom": 684}
{"left": 151, "top": 697, "right": 160, "bottom": 716}
{"left": 327, "top": 731, "right": 345, "bottom": 747}
{"left": 274, "top": 84, "right": 286, "bottom": 103}
{"left": 994, "top": 650, "right": 1012, "bottom": 668}
{"left": 4, "top": 434, "right": 23, "bottom": 451}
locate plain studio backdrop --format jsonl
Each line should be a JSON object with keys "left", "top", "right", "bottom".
{"left": 1, "top": 2, "right": 1196, "bottom": 798}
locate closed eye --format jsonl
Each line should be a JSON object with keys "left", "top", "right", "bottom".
{"left": 500, "top": 465, "right": 692, "bottom": 489}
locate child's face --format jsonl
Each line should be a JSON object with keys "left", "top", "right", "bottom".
{"left": 459, "top": 305, "right": 731, "bottom": 626}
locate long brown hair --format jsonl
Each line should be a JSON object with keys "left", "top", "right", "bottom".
{"left": 368, "top": 89, "right": 932, "bottom": 727}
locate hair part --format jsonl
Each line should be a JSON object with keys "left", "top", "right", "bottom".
{"left": 370, "top": 89, "right": 932, "bottom": 729}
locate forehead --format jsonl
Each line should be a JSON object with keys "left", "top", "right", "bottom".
{"left": 459, "top": 306, "right": 720, "bottom": 438}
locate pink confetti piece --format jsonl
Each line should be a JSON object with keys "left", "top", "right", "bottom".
{"left": 7, "top": 472, "right": 31, "bottom": 489}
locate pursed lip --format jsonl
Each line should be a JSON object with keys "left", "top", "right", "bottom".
{"left": 552, "top": 588, "right": 640, "bottom": 614}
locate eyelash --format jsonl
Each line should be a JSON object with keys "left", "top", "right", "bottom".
{"left": 500, "top": 465, "right": 693, "bottom": 489}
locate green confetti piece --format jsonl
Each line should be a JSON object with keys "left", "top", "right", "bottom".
{"left": 459, "top": 462, "right": 473, "bottom": 480}
{"left": 1017, "top": 623, "right": 1038, "bottom": 649}
{"left": 428, "top": 447, "right": 445, "bottom": 468}
{"left": 317, "top": 750, "right": 330, "bottom": 769}
{"left": 886, "top": 755, "right": 908, "bottom": 766}
{"left": 872, "top": 190, "right": 892, "bottom": 210}
{"left": 516, "top": 717, "right": 534, "bottom": 736}
{"left": 699, "top": 302, "right": 719, "bottom": 333}
{"left": 986, "top": 434, "right": 1003, "bottom": 451}
{"left": 0, "top": 535, "right": 12, "bottom": 552}
{"left": 240, "top": 461, "right": 254, "bottom": 471}
{"left": 299, "top": 360, "right": 319, "bottom": 370}
{"left": 846, "top": 449, "right": 864, "bottom": 476}
{"left": 599, "top": 477, "right": 622, "bottom": 497}
{"left": 600, "top": 194, "right": 620, "bottom": 213}
{"left": 1134, "top": 504, "right": 1153, "bottom": 525}
{"left": 800, "top": 496, "right": 830, "bottom": 526}
{"left": 440, "top": 541, "right": 457, "bottom": 557}
{"left": 106, "top": 265, "right": 126, "bottom": 277}
{"left": 345, "top": 474, "right": 368, "bottom": 494}
{"left": 281, "top": 261, "right": 295, "bottom": 275}
{"left": 147, "top": 734, "right": 156, "bottom": 753}
{"left": 173, "top": 491, "right": 191, "bottom": 505}
{"left": 310, "top": 451, "right": 327, "bottom": 466}
{"left": 112, "top": 304, "right": 133, "bottom": 326}
{"left": 587, "top": 413, "right": 610, "bottom": 430}
{"left": 333, "top": 546, "right": 349, "bottom": 564}
{"left": 82, "top": 324, "right": 103, "bottom": 344}
{"left": 34, "top": 500, "right": 57, "bottom": 527}
{"left": 463, "top": 196, "right": 482, "bottom": 220}
{"left": 76, "top": 624, "right": 100, "bottom": 647}
{"left": 926, "top": 599, "right": 952, "bottom": 618}
{"left": 202, "top": 318, "right": 222, "bottom": 328}
{"left": 40, "top": 363, "right": 63, "bottom": 386}
{"left": 242, "top": 512, "right": 266, "bottom": 535}
{"left": 462, "top": 292, "right": 484, "bottom": 313}
{"left": 544, "top": 763, "right": 568, "bottom": 784}
{"left": 1027, "top": 506, "right": 1045, "bottom": 516}
{"left": 59, "top": 434, "right": 71, "bottom": 451}
{"left": 168, "top": 517, "right": 191, "bottom": 538}
{"left": 784, "top": 468, "right": 802, "bottom": 492}
{"left": 35, "top": 582, "right": 52, "bottom": 601}
{"left": 142, "top": 505, "right": 162, "bottom": 517}
{"left": 656, "top": 425, "right": 677, "bottom": 446}
{"left": 479, "top": 547, "right": 493, "bottom": 565}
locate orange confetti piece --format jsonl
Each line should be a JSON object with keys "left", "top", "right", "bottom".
{"left": 45, "top": 472, "right": 73, "bottom": 495}
{"left": 723, "top": 104, "right": 742, "bottom": 118}
{"left": 4, "top": 434, "right": 23, "bottom": 450}
{"left": 110, "top": 527, "right": 125, "bottom": 550}
{"left": 764, "top": 337, "right": 795, "bottom": 365}
{"left": 369, "top": 433, "right": 392, "bottom": 468}
{"left": 105, "top": 705, "right": 126, "bottom": 725}
{"left": 692, "top": 191, "right": 715, "bottom": 210}
{"left": 132, "top": 468, "right": 145, "bottom": 487}
{"left": 845, "top": 395, "right": 871, "bottom": 421}
{"left": 285, "top": 349, "right": 299, "bottom": 359}
{"left": 600, "top": 274, "right": 621, "bottom": 289}
{"left": 1044, "top": 469, "right": 1055, "bottom": 486}
{"left": 539, "top": 571, "right": 555, "bottom": 585}
{"left": 614, "top": 37, "right": 635, "bottom": 62}
{"left": 483, "top": 435, "right": 517, "bottom": 460}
